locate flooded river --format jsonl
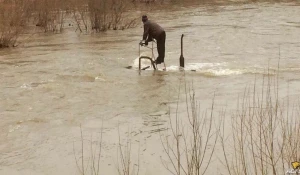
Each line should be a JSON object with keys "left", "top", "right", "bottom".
{"left": 1, "top": 1, "right": 300, "bottom": 174}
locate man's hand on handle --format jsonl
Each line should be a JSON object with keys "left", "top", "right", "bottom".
{"left": 140, "top": 39, "right": 156, "bottom": 46}
{"left": 139, "top": 40, "right": 148, "bottom": 46}
{"left": 139, "top": 40, "right": 145, "bottom": 46}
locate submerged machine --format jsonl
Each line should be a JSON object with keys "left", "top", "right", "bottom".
{"left": 138, "top": 34, "right": 185, "bottom": 71}
{"left": 138, "top": 41, "right": 158, "bottom": 70}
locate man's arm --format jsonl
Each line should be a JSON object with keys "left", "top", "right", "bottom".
{"left": 143, "top": 22, "right": 150, "bottom": 40}
{"left": 146, "top": 36, "right": 153, "bottom": 43}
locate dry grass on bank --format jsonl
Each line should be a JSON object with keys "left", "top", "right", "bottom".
{"left": 159, "top": 81, "right": 221, "bottom": 175}
{"left": 219, "top": 71, "right": 300, "bottom": 175}
{"left": 73, "top": 124, "right": 140, "bottom": 175}
{"left": 73, "top": 67, "right": 300, "bottom": 175}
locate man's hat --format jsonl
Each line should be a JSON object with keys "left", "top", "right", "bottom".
{"left": 142, "top": 15, "right": 148, "bottom": 22}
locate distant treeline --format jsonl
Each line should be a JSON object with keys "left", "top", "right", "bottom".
{"left": 0, "top": 0, "right": 147, "bottom": 48}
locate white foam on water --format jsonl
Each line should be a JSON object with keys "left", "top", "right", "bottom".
{"left": 164, "top": 62, "right": 242, "bottom": 76}
{"left": 131, "top": 58, "right": 263, "bottom": 76}
{"left": 203, "top": 68, "right": 243, "bottom": 76}
{"left": 185, "top": 63, "right": 224, "bottom": 70}
{"left": 165, "top": 65, "right": 179, "bottom": 71}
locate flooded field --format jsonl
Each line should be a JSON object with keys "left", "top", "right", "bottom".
{"left": 1, "top": 1, "right": 300, "bottom": 174}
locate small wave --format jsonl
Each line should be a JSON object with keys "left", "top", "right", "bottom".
{"left": 56, "top": 74, "right": 95, "bottom": 82}
{"left": 166, "top": 64, "right": 242, "bottom": 76}
{"left": 9, "top": 125, "right": 21, "bottom": 133}
{"left": 184, "top": 62, "right": 225, "bottom": 70}
{"left": 184, "top": 63, "right": 243, "bottom": 76}
{"left": 21, "top": 83, "right": 32, "bottom": 89}
{"left": 203, "top": 69, "right": 243, "bottom": 76}
{"left": 95, "top": 76, "right": 106, "bottom": 81}
{"left": 20, "top": 81, "right": 49, "bottom": 89}
{"left": 281, "top": 67, "right": 300, "bottom": 72}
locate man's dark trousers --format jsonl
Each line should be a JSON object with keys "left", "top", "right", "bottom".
{"left": 156, "top": 31, "right": 166, "bottom": 63}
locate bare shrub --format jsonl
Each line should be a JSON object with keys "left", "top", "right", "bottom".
{"left": 73, "top": 123, "right": 139, "bottom": 175}
{"left": 69, "top": 0, "right": 138, "bottom": 33}
{"left": 73, "top": 125, "right": 104, "bottom": 175}
{"left": 70, "top": 0, "right": 89, "bottom": 32}
{"left": 87, "top": 0, "right": 110, "bottom": 32}
{"left": 219, "top": 68, "right": 300, "bottom": 175}
{"left": 111, "top": 0, "right": 126, "bottom": 30}
{"left": 117, "top": 127, "right": 140, "bottom": 175}
{"left": 0, "top": 0, "right": 31, "bottom": 48}
{"left": 32, "top": 0, "right": 70, "bottom": 33}
{"left": 160, "top": 81, "right": 220, "bottom": 175}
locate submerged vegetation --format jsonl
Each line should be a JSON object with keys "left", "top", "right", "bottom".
{"left": 0, "top": 0, "right": 31, "bottom": 48}
{"left": 1, "top": 0, "right": 299, "bottom": 48}
{"left": 0, "top": 0, "right": 141, "bottom": 47}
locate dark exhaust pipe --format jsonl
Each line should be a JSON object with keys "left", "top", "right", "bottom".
{"left": 179, "top": 34, "right": 184, "bottom": 68}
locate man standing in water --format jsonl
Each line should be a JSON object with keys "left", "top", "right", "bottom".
{"left": 140, "top": 15, "right": 166, "bottom": 64}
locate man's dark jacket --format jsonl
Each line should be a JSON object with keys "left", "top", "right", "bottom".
{"left": 143, "top": 20, "right": 165, "bottom": 41}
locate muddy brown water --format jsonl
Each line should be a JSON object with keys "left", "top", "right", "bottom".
{"left": 1, "top": 2, "right": 300, "bottom": 175}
